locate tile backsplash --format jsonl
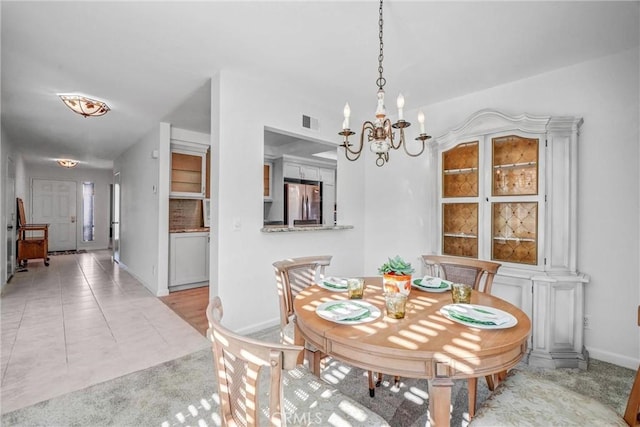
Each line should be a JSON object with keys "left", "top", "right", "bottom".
{"left": 169, "top": 199, "right": 204, "bottom": 230}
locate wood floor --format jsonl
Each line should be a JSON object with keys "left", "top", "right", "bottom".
{"left": 159, "top": 286, "right": 210, "bottom": 336}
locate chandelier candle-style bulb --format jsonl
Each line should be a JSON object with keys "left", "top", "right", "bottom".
{"left": 397, "top": 93, "right": 405, "bottom": 121}
{"left": 418, "top": 110, "right": 425, "bottom": 134}
{"left": 343, "top": 102, "right": 351, "bottom": 129}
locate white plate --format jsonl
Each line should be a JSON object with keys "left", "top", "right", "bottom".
{"left": 440, "top": 304, "right": 518, "bottom": 329}
{"left": 412, "top": 278, "right": 451, "bottom": 293}
{"left": 318, "top": 277, "right": 349, "bottom": 292}
{"left": 316, "top": 300, "right": 381, "bottom": 324}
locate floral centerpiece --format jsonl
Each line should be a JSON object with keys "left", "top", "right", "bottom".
{"left": 378, "top": 255, "right": 415, "bottom": 296}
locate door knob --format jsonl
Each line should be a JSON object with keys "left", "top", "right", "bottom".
{"left": 71, "top": 216, "right": 76, "bottom": 223}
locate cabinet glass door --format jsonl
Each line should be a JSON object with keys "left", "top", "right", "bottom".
{"left": 443, "top": 141, "right": 478, "bottom": 198}
{"left": 443, "top": 202, "right": 478, "bottom": 258}
{"left": 492, "top": 136, "right": 538, "bottom": 196}
{"left": 442, "top": 141, "right": 479, "bottom": 258}
{"left": 491, "top": 135, "right": 539, "bottom": 265}
{"left": 492, "top": 202, "right": 538, "bottom": 265}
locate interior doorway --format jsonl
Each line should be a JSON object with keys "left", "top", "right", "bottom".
{"left": 4, "top": 157, "right": 16, "bottom": 282}
{"left": 112, "top": 172, "right": 121, "bottom": 263}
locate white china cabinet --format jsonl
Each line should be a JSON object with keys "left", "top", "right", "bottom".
{"left": 432, "top": 109, "right": 589, "bottom": 369}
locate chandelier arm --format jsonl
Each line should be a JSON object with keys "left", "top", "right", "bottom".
{"left": 402, "top": 137, "right": 426, "bottom": 157}
{"left": 342, "top": 134, "right": 363, "bottom": 157}
{"left": 344, "top": 147, "right": 361, "bottom": 162}
{"left": 362, "top": 121, "right": 376, "bottom": 144}
{"left": 389, "top": 123, "right": 403, "bottom": 150}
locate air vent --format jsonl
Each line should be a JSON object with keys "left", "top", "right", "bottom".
{"left": 302, "top": 115, "right": 319, "bottom": 130}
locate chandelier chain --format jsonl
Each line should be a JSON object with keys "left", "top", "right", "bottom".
{"left": 376, "top": 0, "right": 386, "bottom": 90}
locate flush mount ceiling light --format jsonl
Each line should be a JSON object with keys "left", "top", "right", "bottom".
{"left": 58, "top": 94, "right": 110, "bottom": 118}
{"left": 339, "top": 0, "right": 431, "bottom": 167}
{"left": 57, "top": 159, "right": 79, "bottom": 168}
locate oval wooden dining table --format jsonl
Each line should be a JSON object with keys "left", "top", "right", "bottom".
{"left": 293, "top": 277, "right": 531, "bottom": 426}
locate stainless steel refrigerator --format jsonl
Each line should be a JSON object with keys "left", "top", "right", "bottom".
{"left": 284, "top": 180, "right": 322, "bottom": 227}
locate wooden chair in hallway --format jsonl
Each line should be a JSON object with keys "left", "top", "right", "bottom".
{"left": 16, "top": 198, "right": 50, "bottom": 267}
{"left": 471, "top": 305, "right": 640, "bottom": 426}
{"left": 272, "top": 255, "right": 332, "bottom": 374}
{"left": 206, "top": 296, "right": 389, "bottom": 427}
{"left": 421, "top": 254, "right": 501, "bottom": 418}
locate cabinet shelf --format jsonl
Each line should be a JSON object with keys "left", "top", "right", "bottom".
{"left": 493, "top": 161, "right": 537, "bottom": 170}
{"left": 493, "top": 236, "right": 536, "bottom": 243}
{"left": 443, "top": 233, "right": 478, "bottom": 239}
{"left": 444, "top": 167, "right": 478, "bottom": 175}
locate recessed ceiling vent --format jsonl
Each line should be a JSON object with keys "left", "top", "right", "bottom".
{"left": 302, "top": 115, "right": 319, "bottom": 131}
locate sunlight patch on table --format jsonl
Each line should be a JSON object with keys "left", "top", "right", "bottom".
{"left": 399, "top": 328, "right": 430, "bottom": 343}
{"left": 452, "top": 337, "right": 481, "bottom": 351}
{"left": 388, "top": 335, "right": 419, "bottom": 349}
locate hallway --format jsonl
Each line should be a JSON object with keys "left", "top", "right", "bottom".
{"left": 0, "top": 250, "right": 209, "bottom": 414}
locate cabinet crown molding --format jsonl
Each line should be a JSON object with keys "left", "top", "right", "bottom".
{"left": 434, "top": 109, "right": 583, "bottom": 148}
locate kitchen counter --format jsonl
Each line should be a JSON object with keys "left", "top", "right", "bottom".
{"left": 169, "top": 227, "right": 210, "bottom": 233}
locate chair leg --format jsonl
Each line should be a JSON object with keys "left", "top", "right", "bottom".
{"left": 468, "top": 377, "right": 478, "bottom": 419}
{"left": 394, "top": 375, "right": 400, "bottom": 386}
{"left": 368, "top": 371, "right": 375, "bottom": 397}
{"left": 306, "top": 349, "right": 322, "bottom": 376}
{"left": 485, "top": 374, "right": 496, "bottom": 391}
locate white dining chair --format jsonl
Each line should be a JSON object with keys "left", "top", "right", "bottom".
{"left": 422, "top": 254, "right": 502, "bottom": 418}
{"left": 206, "top": 296, "right": 390, "bottom": 426}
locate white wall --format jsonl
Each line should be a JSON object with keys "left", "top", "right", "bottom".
{"left": 363, "top": 48, "right": 640, "bottom": 368}
{"left": 114, "top": 125, "right": 161, "bottom": 294}
{"left": 24, "top": 164, "right": 113, "bottom": 251}
{"left": 212, "top": 69, "right": 366, "bottom": 333}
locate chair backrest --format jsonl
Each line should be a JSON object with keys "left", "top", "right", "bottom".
{"left": 206, "top": 296, "right": 304, "bottom": 427}
{"left": 422, "top": 254, "right": 501, "bottom": 294}
{"left": 17, "top": 198, "right": 26, "bottom": 226}
{"left": 272, "top": 255, "right": 332, "bottom": 328}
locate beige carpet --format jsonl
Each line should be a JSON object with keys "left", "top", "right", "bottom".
{"left": 1, "top": 325, "right": 635, "bottom": 427}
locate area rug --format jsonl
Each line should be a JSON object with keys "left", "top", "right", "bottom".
{"left": 2, "top": 326, "right": 635, "bottom": 427}
{"left": 48, "top": 249, "right": 87, "bottom": 256}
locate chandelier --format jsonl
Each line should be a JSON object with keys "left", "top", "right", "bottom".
{"left": 339, "top": 0, "right": 430, "bottom": 167}
{"left": 58, "top": 94, "right": 110, "bottom": 118}
{"left": 57, "top": 159, "right": 79, "bottom": 168}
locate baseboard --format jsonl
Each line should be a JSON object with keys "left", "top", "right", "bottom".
{"left": 116, "top": 261, "right": 153, "bottom": 294}
{"left": 586, "top": 346, "right": 639, "bottom": 370}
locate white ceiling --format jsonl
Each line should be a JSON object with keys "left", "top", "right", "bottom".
{"left": 2, "top": 1, "right": 638, "bottom": 169}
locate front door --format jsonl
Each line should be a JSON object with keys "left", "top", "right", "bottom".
{"left": 32, "top": 179, "right": 77, "bottom": 252}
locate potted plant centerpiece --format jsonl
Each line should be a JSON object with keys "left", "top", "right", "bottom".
{"left": 378, "top": 255, "right": 415, "bottom": 296}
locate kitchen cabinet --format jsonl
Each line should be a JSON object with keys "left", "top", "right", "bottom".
{"left": 283, "top": 162, "right": 320, "bottom": 181}
{"left": 169, "top": 232, "right": 209, "bottom": 290}
{"left": 433, "top": 109, "right": 588, "bottom": 369}
{"left": 170, "top": 143, "right": 208, "bottom": 199}
{"left": 264, "top": 162, "right": 273, "bottom": 200}
{"left": 319, "top": 168, "right": 335, "bottom": 185}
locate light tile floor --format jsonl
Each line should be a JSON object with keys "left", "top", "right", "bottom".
{"left": 0, "top": 250, "right": 209, "bottom": 414}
